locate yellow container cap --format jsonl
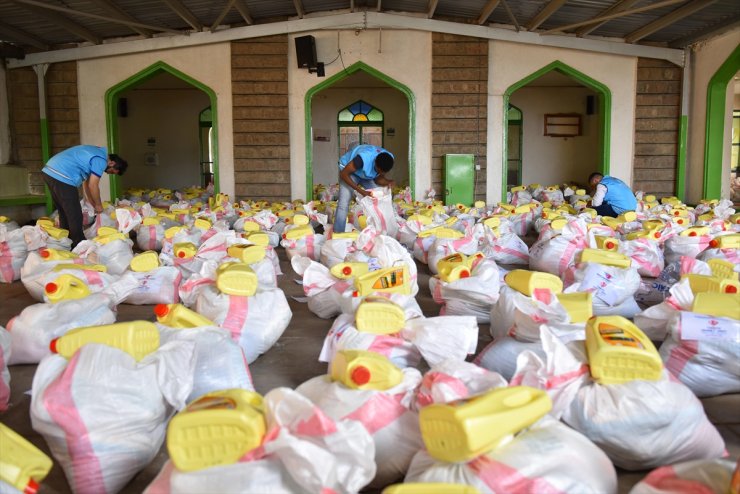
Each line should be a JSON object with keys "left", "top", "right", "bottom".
{"left": 0, "top": 423, "right": 53, "bottom": 494}
{"left": 419, "top": 386, "right": 552, "bottom": 463}
{"left": 505, "top": 269, "right": 563, "bottom": 297}
{"left": 50, "top": 321, "right": 160, "bottom": 361}
{"left": 216, "top": 262, "right": 258, "bottom": 297}
{"left": 355, "top": 297, "right": 406, "bottom": 334}
{"left": 585, "top": 316, "right": 662, "bottom": 385}
{"left": 330, "top": 350, "right": 403, "bottom": 391}
{"left": 578, "top": 249, "right": 632, "bottom": 269}
{"left": 129, "top": 251, "right": 160, "bottom": 272}
{"left": 167, "top": 389, "right": 265, "bottom": 472}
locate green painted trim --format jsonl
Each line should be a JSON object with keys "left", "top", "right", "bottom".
{"left": 676, "top": 115, "right": 688, "bottom": 201}
{"left": 104, "top": 61, "right": 220, "bottom": 200}
{"left": 39, "top": 117, "right": 53, "bottom": 214}
{"left": 703, "top": 44, "right": 740, "bottom": 199}
{"left": 502, "top": 60, "right": 612, "bottom": 202}
{"left": 304, "top": 61, "right": 416, "bottom": 199}
{"left": 0, "top": 195, "right": 48, "bottom": 207}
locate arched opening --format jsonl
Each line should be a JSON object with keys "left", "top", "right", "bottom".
{"left": 305, "top": 61, "right": 415, "bottom": 199}
{"left": 703, "top": 44, "right": 740, "bottom": 200}
{"left": 105, "top": 61, "right": 219, "bottom": 199}
{"left": 503, "top": 60, "right": 611, "bottom": 199}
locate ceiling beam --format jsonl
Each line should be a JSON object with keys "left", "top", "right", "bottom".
{"left": 427, "top": 0, "right": 439, "bottom": 19}
{"left": 575, "top": 0, "right": 639, "bottom": 37}
{"left": 7, "top": 11, "right": 686, "bottom": 69}
{"left": 0, "top": 21, "right": 49, "bottom": 50}
{"left": 625, "top": 0, "right": 718, "bottom": 43}
{"left": 669, "top": 14, "right": 740, "bottom": 48}
{"left": 13, "top": 1, "right": 101, "bottom": 44}
{"left": 210, "top": 0, "right": 237, "bottom": 32}
{"left": 233, "top": 0, "right": 254, "bottom": 25}
{"left": 500, "top": 0, "right": 521, "bottom": 31}
{"left": 476, "top": 0, "right": 501, "bottom": 25}
{"left": 0, "top": 41, "right": 25, "bottom": 59}
{"left": 10, "top": 0, "right": 183, "bottom": 35}
{"left": 541, "top": 0, "right": 686, "bottom": 34}
{"left": 293, "top": 0, "right": 305, "bottom": 19}
{"left": 160, "top": 0, "right": 202, "bottom": 31}
{"left": 87, "top": 0, "right": 153, "bottom": 37}
{"left": 525, "top": 0, "right": 567, "bottom": 31}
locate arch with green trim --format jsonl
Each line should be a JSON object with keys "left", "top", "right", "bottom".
{"left": 703, "top": 44, "right": 740, "bottom": 199}
{"left": 502, "top": 60, "right": 612, "bottom": 201}
{"left": 304, "top": 61, "right": 416, "bottom": 199}
{"left": 104, "top": 61, "right": 219, "bottom": 199}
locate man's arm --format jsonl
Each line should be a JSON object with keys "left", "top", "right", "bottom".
{"left": 590, "top": 183, "right": 607, "bottom": 207}
{"left": 374, "top": 174, "right": 394, "bottom": 188}
{"left": 339, "top": 159, "right": 371, "bottom": 197}
{"left": 84, "top": 174, "right": 104, "bottom": 213}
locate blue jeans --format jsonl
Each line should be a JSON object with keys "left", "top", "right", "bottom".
{"left": 333, "top": 175, "right": 377, "bottom": 233}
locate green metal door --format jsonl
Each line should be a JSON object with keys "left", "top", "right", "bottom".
{"left": 444, "top": 154, "right": 475, "bottom": 206}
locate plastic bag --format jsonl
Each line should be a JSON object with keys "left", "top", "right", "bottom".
{"left": 0, "top": 326, "right": 10, "bottom": 411}
{"left": 74, "top": 237, "right": 135, "bottom": 276}
{"left": 619, "top": 238, "right": 665, "bottom": 277}
{"left": 629, "top": 459, "right": 737, "bottom": 494}
{"left": 0, "top": 224, "right": 28, "bottom": 283}
{"left": 296, "top": 368, "right": 423, "bottom": 487}
{"left": 119, "top": 267, "right": 182, "bottom": 305}
{"left": 413, "top": 359, "right": 507, "bottom": 409}
{"left": 429, "top": 258, "right": 501, "bottom": 323}
{"left": 565, "top": 262, "right": 641, "bottom": 317}
{"left": 7, "top": 293, "right": 117, "bottom": 365}
{"left": 358, "top": 187, "right": 398, "bottom": 238}
{"left": 400, "top": 316, "right": 479, "bottom": 367}
{"left": 31, "top": 340, "right": 196, "bottom": 494}
{"left": 404, "top": 416, "right": 617, "bottom": 494}
{"left": 144, "top": 388, "right": 376, "bottom": 494}
{"left": 529, "top": 219, "right": 589, "bottom": 276}
{"left": 291, "top": 256, "right": 352, "bottom": 319}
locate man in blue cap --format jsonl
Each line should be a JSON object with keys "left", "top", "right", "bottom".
{"left": 332, "top": 144, "right": 394, "bottom": 233}
{"left": 42, "top": 145, "right": 128, "bottom": 247}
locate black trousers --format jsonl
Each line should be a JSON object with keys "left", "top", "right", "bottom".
{"left": 43, "top": 173, "right": 85, "bottom": 248}
{"left": 594, "top": 202, "right": 618, "bottom": 218}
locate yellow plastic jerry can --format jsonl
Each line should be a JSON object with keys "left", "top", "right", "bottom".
{"left": 283, "top": 225, "right": 313, "bottom": 240}
{"left": 44, "top": 274, "right": 91, "bottom": 303}
{"left": 578, "top": 249, "right": 632, "bottom": 269}
{"left": 354, "top": 265, "right": 411, "bottom": 297}
{"left": 382, "top": 484, "right": 480, "bottom": 494}
{"left": 709, "top": 234, "right": 740, "bottom": 249}
{"left": 38, "top": 248, "right": 77, "bottom": 261}
{"left": 330, "top": 262, "right": 369, "bottom": 280}
{"left": 505, "top": 269, "right": 563, "bottom": 297}
{"left": 594, "top": 236, "right": 619, "bottom": 251}
{"left": 241, "top": 220, "right": 260, "bottom": 233}
{"left": 332, "top": 230, "right": 359, "bottom": 240}
{"left": 682, "top": 274, "right": 740, "bottom": 295}
{"left": 167, "top": 389, "right": 265, "bottom": 472}
{"left": 330, "top": 350, "right": 403, "bottom": 391}
{"left": 129, "top": 251, "right": 160, "bottom": 272}
{"left": 244, "top": 231, "right": 269, "bottom": 246}
{"left": 227, "top": 244, "right": 266, "bottom": 265}
{"left": 585, "top": 316, "right": 662, "bottom": 385}
{"left": 692, "top": 293, "right": 740, "bottom": 320}
{"left": 0, "top": 423, "right": 53, "bottom": 494}
{"left": 707, "top": 259, "right": 739, "bottom": 281}
{"left": 155, "top": 303, "right": 215, "bottom": 328}
{"left": 625, "top": 229, "right": 662, "bottom": 241}
{"left": 173, "top": 242, "right": 197, "bottom": 259}
{"left": 680, "top": 226, "right": 710, "bottom": 237}
{"left": 419, "top": 386, "right": 552, "bottom": 463}
{"left": 556, "top": 292, "right": 593, "bottom": 323}
{"left": 40, "top": 225, "right": 70, "bottom": 240}
{"left": 355, "top": 297, "right": 406, "bottom": 334}
{"left": 50, "top": 321, "right": 160, "bottom": 361}
{"left": 216, "top": 262, "right": 258, "bottom": 297}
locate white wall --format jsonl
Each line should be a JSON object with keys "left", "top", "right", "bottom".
{"left": 489, "top": 41, "right": 637, "bottom": 203}
{"left": 686, "top": 30, "right": 740, "bottom": 203}
{"left": 311, "top": 86, "right": 409, "bottom": 186}
{"left": 117, "top": 87, "right": 209, "bottom": 190}
{"left": 289, "top": 30, "right": 431, "bottom": 200}
{"left": 77, "top": 43, "right": 233, "bottom": 201}
{"left": 510, "top": 86, "right": 599, "bottom": 187}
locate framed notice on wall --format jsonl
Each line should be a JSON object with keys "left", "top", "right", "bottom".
{"left": 544, "top": 113, "right": 581, "bottom": 137}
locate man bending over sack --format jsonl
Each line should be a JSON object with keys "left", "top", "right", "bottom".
{"left": 332, "top": 144, "right": 395, "bottom": 233}
{"left": 588, "top": 172, "right": 637, "bottom": 218}
{"left": 42, "top": 145, "right": 128, "bottom": 248}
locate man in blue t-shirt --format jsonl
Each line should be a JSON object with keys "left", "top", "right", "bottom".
{"left": 587, "top": 172, "right": 637, "bottom": 218}
{"left": 332, "top": 144, "right": 395, "bottom": 233}
{"left": 42, "top": 145, "right": 128, "bottom": 247}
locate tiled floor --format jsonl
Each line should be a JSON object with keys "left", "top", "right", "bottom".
{"left": 1, "top": 248, "right": 738, "bottom": 493}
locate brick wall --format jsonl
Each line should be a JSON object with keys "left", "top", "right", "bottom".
{"left": 431, "top": 33, "right": 487, "bottom": 203}
{"left": 633, "top": 58, "right": 681, "bottom": 198}
{"left": 8, "top": 62, "right": 79, "bottom": 195}
{"left": 231, "top": 36, "right": 291, "bottom": 202}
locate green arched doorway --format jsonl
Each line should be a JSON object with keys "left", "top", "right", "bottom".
{"left": 304, "top": 61, "right": 416, "bottom": 199}
{"left": 703, "top": 43, "right": 740, "bottom": 199}
{"left": 104, "top": 61, "right": 219, "bottom": 199}
{"left": 503, "top": 60, "right": 612, "bottom": 201}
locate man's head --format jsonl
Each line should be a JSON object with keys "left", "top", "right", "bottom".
{"left": 374, "top": 152, "right": 394, "bottom": 173}
{"left": 106, "top": 154, "right": 128, "bottom": 176}
{"left": 588, "top": 172, "right": 603, "bottom": 189}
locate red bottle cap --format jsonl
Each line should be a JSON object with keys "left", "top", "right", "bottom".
{"left": 154, "top": 304, "right": 170, "bottom": 317}
{"left": 351, "top": 366, "right": 371, "bottom": 385}
{"left": 342, "top": 266, "right": 352, "bottom": 276}
{"left": 459, "top": 269, "right": 470, "bottom": 279}
{"left": 710, "top": 239, "right": 719, "bottom": 248}
{"left": 654, "top": 231, "right": 661, "bottom": 238}
{"left": 49, "top": 338, "right": 59, "bottom": 354}
{"left": 726, "top": 285, "right": 738, "bottom": 294}
{"left": 606, "top": 241, "right": 615, "bottom": 249}
{"left": 177, "top": 251, "right": 186, "bottom": 258}
{"left": 352, "top": 290, "right": 359, "bottom": 298}
{"left": 45, "top": 282, "right": 58, "bottom": 294}
{"left": 40, "top": 249, "right": 50, "bottom": 258}
{"left": 24, "top": 479, "right": 40, "bottom": 494}
{"left": 689, "top": 231, "right": 697, "bottom": 237}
